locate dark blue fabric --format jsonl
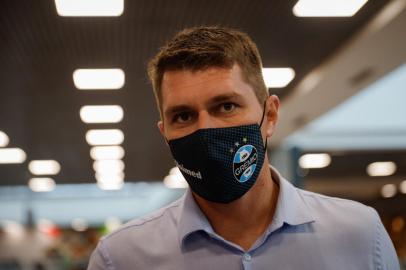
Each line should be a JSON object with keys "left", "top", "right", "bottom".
{"left": 168, "top": 124, "right": 265, "bottom": 203}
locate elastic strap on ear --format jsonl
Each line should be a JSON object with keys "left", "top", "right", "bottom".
{"left": 259, "top": 101, "right": 267, "bottom": 128}
{"left": 259, "top": 101, "right": 268, "bottom": 150}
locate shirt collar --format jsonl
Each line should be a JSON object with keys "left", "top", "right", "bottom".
{"left": 177, "top": 188, "right": 214, "bottom": 247}
{"left": 269, "top": 164, "right": 315, "bottom": 228}
{"left": 177, "top": 165, "right": 315, "bottom": 247}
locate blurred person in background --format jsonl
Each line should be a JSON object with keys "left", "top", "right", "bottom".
{"left": 87, "top": 26, "right": 399, "bottom": 270}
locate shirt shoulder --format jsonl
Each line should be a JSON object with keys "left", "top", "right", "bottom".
{"left": 295, "top": 187, "right": 399, "bottom": 270}
{"left": 103, "top": 196, "right": 183, "bottom": 243}
{"left": 298, "top": 187, "right": 376, "bottom": 231}
{"left": 88, "top": 197, "right": 185, "bottom": 270}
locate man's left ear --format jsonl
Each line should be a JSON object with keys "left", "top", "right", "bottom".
{"left": 157, "top": 120, "right": 170, "bottom": 146}
{"left": 264, "top": 95, "right": 280, "bottom": 137}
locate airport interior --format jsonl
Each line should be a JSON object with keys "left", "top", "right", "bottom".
{"left": 0, "top": 0, "right": 405, "bottom": 269}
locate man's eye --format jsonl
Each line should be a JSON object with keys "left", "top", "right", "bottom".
{"left": 173, "top": 112, "right": 191, "bottom": 123}
{"left": 220, "top": 103, "right": 236, "bottom": 113}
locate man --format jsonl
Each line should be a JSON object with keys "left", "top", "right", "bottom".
{"left": 88, "top": 26, "right": 399, "bottom": 269}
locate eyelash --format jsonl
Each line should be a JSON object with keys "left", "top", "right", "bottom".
{"left": 219, "top": 102, "right": 237, "bottom": 112}
{"left": 171, "top": 102, "right": 240, "bottom": 124}
{"left": 172, "top": 111, "right": 193, "bottom": 124}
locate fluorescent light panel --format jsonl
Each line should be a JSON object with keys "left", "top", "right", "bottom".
{"left": 86, "top": 129, "right": 124, "bottom": 145}
{"left": 55, "top": 0, "right": 124, "bottom": 17}
{"left": 367, "top": 161, "right": 396, "bottom": 177}
{"left": 80, "top": 105, "right": 123, "bottom": 124}
{"left": 95, "top": 165, "right": 125, "bottom": 190}
{"left": 0, "top": 131, "right": 9, "bottom": 147}
{"left": 293, "top": 0, "right": 368, "bottom": 17}
{"left": 28, "top": 178, "right": 56, "bottom": 192}
{"left": 0, "top": 148, "right": 26, "bottom": 164}
{"left": 262, "top": 68, "right": 295, "bottom": 88}
{"left": 400, "top": 180, "right": 406, "bottom": 194}
{"left": 93, "top": 160, "right": 124, "bottom": 174}
{"left": 90, "top": 146, "right": 125, "bottom": 160}
{"left": 97, "top": 181, "right": 124, "bottom": 190}
{"left": 381, "top": 183, "right": 397, "bottom": 198}
{"left": 164, "top": 174, "right": 188, "bottom": 189}
{"left": 164, "top": 167, "right": 188, "bottom": 189}
{"left": 299, "top": 153, "right": 331, "bottom": 169}
{"left": 95, "top": 171, "right": 124, "bottom": 182}
{"left": 73, "top": 69, "right": 125, "bottom": 90}
{"left": 28, "top": 160, "right": 61, "bottom": 175}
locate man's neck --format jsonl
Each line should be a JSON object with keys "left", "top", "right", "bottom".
{"left": 193, "top": 164, "right": 279, "bottom": 251}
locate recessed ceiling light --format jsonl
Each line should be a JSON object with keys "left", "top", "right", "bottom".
{"left": 73, "top": 69, "right": 125, "bottom": 90}
{"left": 298, "top": 153, "right": 331, "bottom": 169}
{"left": 93, "top": 160, "right": 124, "bottom": 174}
{"left": 0, "top": 131, "right": 9, "bottom": 147}
{"left": 381, "top": 183, "right": 397, "bottom": 198}
{"left": 28, "top": 178, "right": 56, "bottom": 192}
{"left": 86, "top": 129, "right": 124, "bottom": 146}
{"left": 399, "top": 180, "right": 406, "bottom": 194}
{"left": 90, "top": 146, "right": 125, "bottom": 160}
{"left": 367, "top": 161, "right": 396, "bottom": 177}
{"left": 55, "top": 0, "right": 124, "bottom": 17}
{"left": 0, "top": 148, "right": 26, "bottom": 164}
{"left": 293, "top": 0, "right": 368, "bottom": 17}
{"left": 262, "top": 68, "right": 295, "bottom": 88}
{"left": 28, "top": 160, "right": 61, "bottom": 175}
{"left": 80, "top": 105, "right": 124, "bottom": 124}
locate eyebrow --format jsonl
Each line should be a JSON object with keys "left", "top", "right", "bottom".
{"left": 207, "top": 92, "right": 244, "bottom": 105}
{"left": 164, "top": 105, "right": 192, "bottom": 119}
{"left": 164, "top": 92, "right": 245, "bottom": 118}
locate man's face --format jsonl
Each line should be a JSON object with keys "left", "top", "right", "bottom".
{"left": 158, "top": 64, "right": 266, "bottom": 140}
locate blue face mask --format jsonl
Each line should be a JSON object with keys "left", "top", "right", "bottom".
{"left": 168, "top": 107, "right": 267, "bottom": 203}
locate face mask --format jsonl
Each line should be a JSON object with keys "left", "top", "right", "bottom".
{"left": 167, "top": 106, "right": 267, "bottom": 203}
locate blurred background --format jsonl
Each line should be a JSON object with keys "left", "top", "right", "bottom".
{"left": 0, "top": 0, "right": 405, "bottom": 269}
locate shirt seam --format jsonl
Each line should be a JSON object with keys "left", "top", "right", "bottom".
{"left": 300, "top": 189, "right": 356, "bottom": 202}
{"left": 370, "top": 207, "right": 382, "bottom": 270}
{"left": 103, "top": 201, "right": 182, "bottom": 241}
{"left": 98, "top": 240, "right": 116, "bottom": 270}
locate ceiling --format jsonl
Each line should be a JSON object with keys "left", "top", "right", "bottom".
{"left": 0, "top": 0, "right": 391, "bottom": 185}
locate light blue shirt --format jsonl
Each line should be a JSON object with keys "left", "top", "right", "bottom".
{"left": 88, "top": 166, "right": 399, "bottom": 270}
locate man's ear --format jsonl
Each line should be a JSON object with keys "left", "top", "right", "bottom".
{"left": 264, "top": 95, "right": 280, "bottom": 137}
{"left": 157, "top": 120, "right": 169, "bottom": 146}
{"left": 157, "top": 120, "right": 165, "bottom": 136}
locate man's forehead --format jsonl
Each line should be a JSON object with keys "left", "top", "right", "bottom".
{"left": 161, "top": 67, "right": 234, "bottom": 91}
{"left": 163, "top": 91, "right": 245, "bottom": 114}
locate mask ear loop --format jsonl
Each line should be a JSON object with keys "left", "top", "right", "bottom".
{"left": 259, "top": 101, "right": 268, "bottom": 150}
{"left": 259, "top": 101, "right": 267, "bottom": 128}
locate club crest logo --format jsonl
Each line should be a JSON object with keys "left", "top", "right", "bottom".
{"left": 233, "top": 144, "right": 258, "bottom": 183}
